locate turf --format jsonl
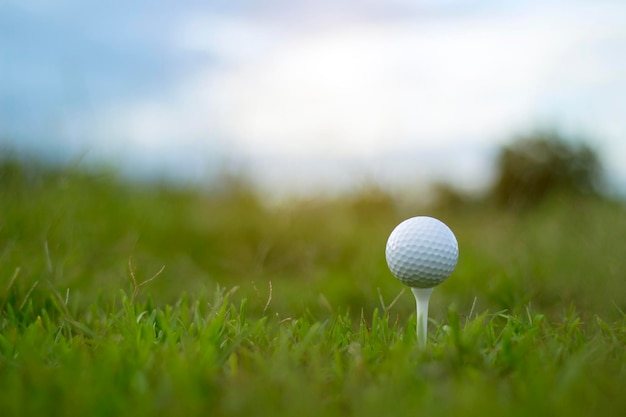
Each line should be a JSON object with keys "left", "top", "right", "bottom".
{"left": 1, "top": 160, "right": 625, "bottom": 416}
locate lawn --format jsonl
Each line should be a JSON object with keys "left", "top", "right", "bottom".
{"left": 1, "top": 160, "right": 625, "bottom": 416}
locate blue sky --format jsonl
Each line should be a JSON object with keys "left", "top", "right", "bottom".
{"left": 2, "top": 0, "right": 626, "bottom": 194}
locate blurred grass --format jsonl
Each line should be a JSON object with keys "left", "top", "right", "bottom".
{"left": 2, "top": 158, "right": 625, "bottom": 321}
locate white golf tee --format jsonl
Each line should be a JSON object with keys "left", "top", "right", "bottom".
{"left": 411, "top": 287, "right": 434, "bottom": 347}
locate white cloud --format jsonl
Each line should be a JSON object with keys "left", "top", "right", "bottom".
{"left": 205, "top": 9, "right": 617, "bottom": 159}
{"left": 70, "top": 1, "right": 626, "bottom": 191}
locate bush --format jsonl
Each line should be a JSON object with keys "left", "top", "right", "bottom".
{"left": 490, "top": 131, "right": 603, "bottom": 208}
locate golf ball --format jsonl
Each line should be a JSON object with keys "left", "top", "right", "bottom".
{"left": 385, "top": 216, "right": 458, "bottom": 288}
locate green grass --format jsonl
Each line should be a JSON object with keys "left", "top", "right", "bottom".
{"left": 1, "top": 160, "right": 626, "bottom": 416}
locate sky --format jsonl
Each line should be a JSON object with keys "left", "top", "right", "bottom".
{"left": 2, "top": 0, "right": 626, "bottom": 195}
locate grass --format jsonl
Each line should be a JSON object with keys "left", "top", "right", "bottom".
{"left": 1, "top": 159, "right": 626, "bottom": 416}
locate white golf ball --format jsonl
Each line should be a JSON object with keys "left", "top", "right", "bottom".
{"left": 386, "top": 216, "right": 458, "bottom": 288}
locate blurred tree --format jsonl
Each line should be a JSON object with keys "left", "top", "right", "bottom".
{"left": 490, "top": 131, "right": 604, "bottom": 209}
{"left": 430, "top": 182, "right": 475, "bottom": 210}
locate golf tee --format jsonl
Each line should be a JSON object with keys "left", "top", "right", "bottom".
{"left": 411, "top": 287, "right": 434, "bottom": 347}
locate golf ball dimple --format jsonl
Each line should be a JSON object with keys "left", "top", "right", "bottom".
{"left": 385, "top": 216, "right": 458, "bottom": 288}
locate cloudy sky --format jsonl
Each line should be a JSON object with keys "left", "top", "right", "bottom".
{"left": 2, "top": 0, "right": 626, "bottom": 194}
